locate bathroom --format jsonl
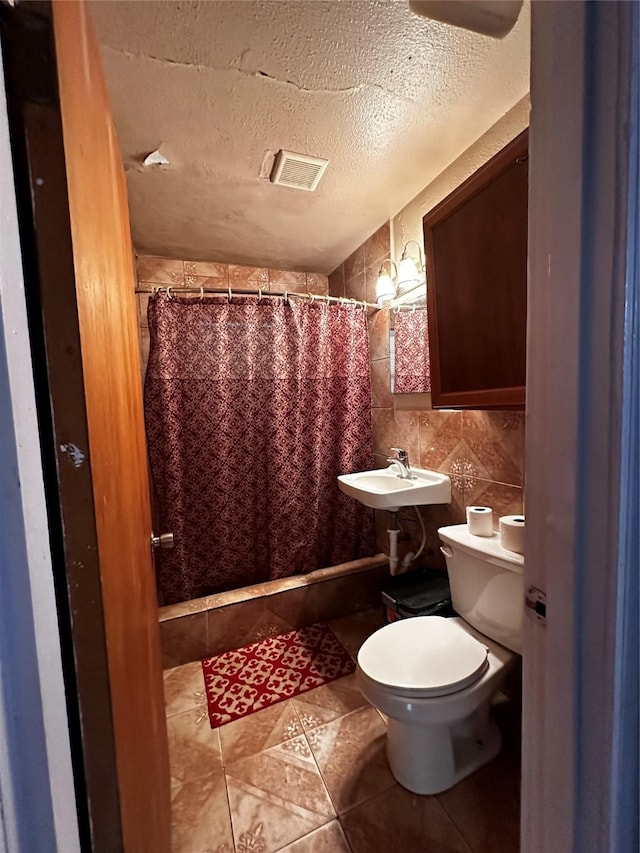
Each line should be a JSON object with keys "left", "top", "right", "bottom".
{"left": 104, "top": 0, "right": 529, "bottom": 853}
{"left": 110, "top": 0, "right": 529, "bottom": 848}
{"left": 2, "top": 1, "right": 636, "bottom": 852}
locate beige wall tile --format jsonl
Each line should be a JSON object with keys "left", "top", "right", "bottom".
{"left": 228, "top": 264, "right": 270, "bottom": 285}
{"left": 183, "top": 260, "right": 228, "bottom": 279}
{"left": 418, "top": 410, "right": 462, "bottom": 472}
{"left": 137, "top": 292, "right": 150, "bottom": 328}
{"left": 328, "top": 265, "right": 345, "bottom": 297}
{"left": 368, "top": 308, "right": 390, "bottom": 361}
{"left": 264, "top": 586, "right": 317, "bottom": 632}
{"left": 207, "top": 596, "right": 266, "bottom": 656}
{"left": 370, "top": 358, "right": 393, "bottom": 408}
{"left": 461, "top": 410, "right": 525, "bottom": 487}
{"left": 306, "top": 273, "right": 329, "bottom": 294}
{"left": 160, "top": 611, "right": 208, "bottom": 668}
{"left": 344, "top": 271, "right": 365, "bottom": 303}
{"left": 343, "top": 245, "right": 365, "bottom": 281}
{"left": 364, "top": 263, "right": 381, "bottom": 306}
{"left": 137, "top": 255, "right": 184, "bottom": 284}
{"left": 364, "top": 222, "right": 391, "bottom": 269}
{"left": 315, "top": 567, "right": 386, "bottom": 622}
{"left": 269, "top": 269, "right": 307, "bottom": 289}
{"left": 463, "top": 480, "right": 524, "bottom": 528}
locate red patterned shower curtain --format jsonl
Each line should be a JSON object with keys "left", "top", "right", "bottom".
{"left": 144, "top": 294, "right": 374, "bottom": 604}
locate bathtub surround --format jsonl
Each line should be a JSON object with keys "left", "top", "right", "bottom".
{"left": 330, "top": 225, "right": 525, "bottom": 566}
{"left": 160, "top": 555, "right": 389, "bottom": 668}
{"left": 145, "top": 293, "right": 374, "bottom": 603}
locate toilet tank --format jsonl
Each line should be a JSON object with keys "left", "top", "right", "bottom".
{"left": 438, "top": 524, "right": 524, "bottom": 653}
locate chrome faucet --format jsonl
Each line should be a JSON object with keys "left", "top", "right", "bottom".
{"left": 387, "top": 447, "right": 414, "bottom": 479}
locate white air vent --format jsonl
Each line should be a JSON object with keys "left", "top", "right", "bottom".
{"left": 270, "top": 150, "right": 328, "bottom": 191}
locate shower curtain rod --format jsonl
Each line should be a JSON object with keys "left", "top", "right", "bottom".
{"left": 135, "top": 284, "right": 377, "bottom": 309}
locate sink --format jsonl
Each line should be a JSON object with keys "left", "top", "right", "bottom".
{"left": 337, "top": 466, "right": 451, "bottom": 511}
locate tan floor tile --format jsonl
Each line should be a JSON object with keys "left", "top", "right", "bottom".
{"left": 167, "top": 706, "right": 223, "bottom": 788}
{"left": 171, "top": 770, "right": 234, "bottom": 853}
{"left": 293, "top": 673, "right": 367, "bottom": 731}
{"left": 436, "top": 743, "right": 520, "bottom": 853}
{"left": 306, "top": 705, "right": 395, "bottom": 814}
{"left": 328, "top": 608, "right": 386, "bottom": 660}
{"left": 219, "top": 700, "right": 302, "bottom": 764}
{"left": 277, "top": 819, "right": 350, "bottom": 852}
{"left": 341, "top": 783, "right": 471, "bottom": 853}
{"left": 226, "top": 736, "right": 335, "bottom": 853}
{"left": 163, "top": 661, "right": 207, "bottom": 718}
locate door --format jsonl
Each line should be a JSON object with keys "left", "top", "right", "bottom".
{"left": 0, "top": 1, "right": 170, "bottom": 850}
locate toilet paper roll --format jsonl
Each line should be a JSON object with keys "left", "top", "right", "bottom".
{"left": 499, "top": 515, "right": 525, "bottom": 554}
{"left": 466, "top": 506, "right": 494, "bottom": 537}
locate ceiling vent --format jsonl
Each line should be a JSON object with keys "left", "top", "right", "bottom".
{"left": 270, "top": 150, "right": 328, "bottom": 191}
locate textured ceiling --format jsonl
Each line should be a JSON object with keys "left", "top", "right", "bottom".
{"left": 90, "top": 0, "right": 530, "bottom": 273}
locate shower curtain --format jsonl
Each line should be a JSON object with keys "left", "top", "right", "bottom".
{"left": 144, "top": 294, "right": 374, "bottom": 604}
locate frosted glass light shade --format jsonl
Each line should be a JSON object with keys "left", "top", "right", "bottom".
{"left": 397, "top": 255, "right": 421, "bottom": 290}
{"left": 376, "top": 271, "right": 396, "bottom": 305}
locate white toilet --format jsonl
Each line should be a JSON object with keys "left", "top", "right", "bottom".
{"left": 357, "top": 523, "right": 524, "bottom": 795}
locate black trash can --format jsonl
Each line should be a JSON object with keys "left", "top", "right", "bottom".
{"left": 381, "top": 568, "right": 455, "bottom": 623}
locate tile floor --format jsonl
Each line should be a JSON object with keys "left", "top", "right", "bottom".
{"left": 164, "top": 608, "right": 521, "bottom": 853}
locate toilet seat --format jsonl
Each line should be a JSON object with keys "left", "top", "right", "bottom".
{"left": 358, "top": 616, "right": 489, "bottom": 698}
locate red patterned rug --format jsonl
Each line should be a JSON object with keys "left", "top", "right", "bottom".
{"left": 201, "top": 622, "right": 356, "bottom": 728}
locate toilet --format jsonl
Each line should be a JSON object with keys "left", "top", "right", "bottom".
{"left": 357, "top": 523, "right": 524, "bottom": 795}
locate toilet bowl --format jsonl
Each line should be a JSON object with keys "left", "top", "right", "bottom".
{"left": 357, "top": 523, "right": 524, "bottom": 795}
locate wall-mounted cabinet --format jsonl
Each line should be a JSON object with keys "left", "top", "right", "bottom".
{"left": 423, "top": 130, "right": 528, "bottom": 409}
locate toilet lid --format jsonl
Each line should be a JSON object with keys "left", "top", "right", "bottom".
{"left": 358, "top": 616, "right": 489, "bottom": 695}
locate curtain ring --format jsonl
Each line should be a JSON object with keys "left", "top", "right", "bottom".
{"left": 258, "top": 287, "right": 263, "bottom": 301}
{"left": 412, "top": 303, "right": 416, "bottom": 313}
{"left": 199, "top": 286, "right": 204, "bottom": 302}
{"left": 325, "top": 294, "right": 330, "bottom": 306}
{"left": 306, "top": 292, "right": 314, "bottom": 304}
{"left": 166, "top": 286, "right": 173, "bottom": 300}
{"left": 228, "top": 285, "right": 233, "bottom": 303}
{"left": 284, "top": 291, "right": 289, "bottom": 304}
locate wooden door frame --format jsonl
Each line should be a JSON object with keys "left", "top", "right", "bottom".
{"left": 523, "top": 2, "right": 634, "bottom": 850}
{"left": 0, "top": 26, "right": 80, "bottom": 853}
{"left": 0, "top": 2, "right": 123, "bottom": 849}
{"left": 0, "top": 1, "right": 636, "bottom": 851}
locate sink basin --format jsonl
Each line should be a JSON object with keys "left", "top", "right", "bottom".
{"left": 338, "top": 466, "right": 451, "bottom": 511}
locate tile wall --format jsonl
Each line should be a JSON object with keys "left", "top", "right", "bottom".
{"left": 329, "top": 226, "right": 525, "bottom": 565}
{"left": 135, "top": 254, "right": 329, "bottom": 383}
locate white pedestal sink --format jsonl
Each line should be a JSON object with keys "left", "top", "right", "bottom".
{"left": 337, "top": 466, "right": 451, "bottom": 511}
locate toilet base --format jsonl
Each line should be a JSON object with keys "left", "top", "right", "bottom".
{"left": 385, "top": 707, "right": 502, "bottom": 795}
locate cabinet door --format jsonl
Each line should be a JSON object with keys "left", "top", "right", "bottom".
{"left": 424, "top": 131, "right": 528, "bottom": 409}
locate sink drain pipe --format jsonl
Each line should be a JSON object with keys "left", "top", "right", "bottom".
{"left": 388, "top": 511, "right": 400, "bottom": 575}
{"left": 387, "top": 506, "right": 428, "bottom": 575}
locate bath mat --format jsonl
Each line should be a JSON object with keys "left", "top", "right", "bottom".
{"left": 201, "top": 622, "right": 355, "bottom": 728}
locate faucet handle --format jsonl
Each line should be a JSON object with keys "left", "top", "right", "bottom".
{"left": 390, "top": 447, "right": 409, "bottom": 463}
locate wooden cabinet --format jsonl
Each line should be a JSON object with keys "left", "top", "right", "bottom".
{"left": 423, "top": 130, "right": 528, "bottom": 409}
